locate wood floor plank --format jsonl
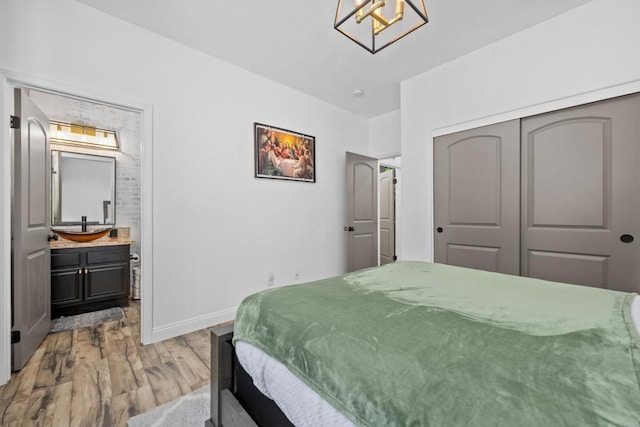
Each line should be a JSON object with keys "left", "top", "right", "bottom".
{"left": 183, "top": 330, "right": 211, "bottom": 369}
{"left": 105, "top": 325, "right": 136, "bottom": 356}
{"left": 55, "top": 331, "right": 75, "bottom": 385}
{"left": 0, "top": 345, "right": 46, "bottom": 426}
{"left": 22, "top": 386, "right": 51, "bottom": 426}
{"left": 110, "top": 393, "right": 131, "bottom": 427}
{"left": 131, "top": 384, "right": 157, "bottom": 415}
{"left": 108, "top": 351, "right": 149, "bottom": 396}
{"left": 163, "top": 336, "right": 210, "bottom": 389}
{"left": 151, "top": 341, "right": 173, "bottom": 364}
{"left": 96, "top": 357, "right": 116, "bottom": 427}
{"left": 136, "top": 344, "right": 158, "bottom": 370}
{"left": 42, "top": 382, "right": 72, "bottom": 427}
{"left": 34, "top": 331, "right": 74, "bottom": 389}
{"left": 73, "top": 327, "right": 104, "bottom": 366}
{"left": 70, "top": 358, "right": 113, "bottom": 427}
{"left": 144, "top": 361, "right": 192, "bottom": 406}
{"left": 0, "top": 301, "right": 218, "bottom": 426}
{"left": 138, "top": 340, "right": 173, "bottom": 370}
{"left": 111, "top": 384, "right": 156, "bottom": 425}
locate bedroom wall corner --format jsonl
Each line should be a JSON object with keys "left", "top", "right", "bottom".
{"left": 399, "top": 0, "right": 640, "bottom": 262}
{"left": 369, "top": 109, "right": 401, "bottom": 158}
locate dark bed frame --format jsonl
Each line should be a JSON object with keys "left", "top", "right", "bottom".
{"left": 205, "top": 323, "right": 295, "bottom": 427}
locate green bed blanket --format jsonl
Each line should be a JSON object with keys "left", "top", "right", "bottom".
{"left": 233, "top": 261, "right": 640, "bottom": 426}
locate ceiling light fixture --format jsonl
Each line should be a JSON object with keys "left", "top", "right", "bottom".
{"left": 49, "top": 121, "right": 120, "bottom": 150}
{"left": 334, "top": 0, "right": 428, "bottom": 54}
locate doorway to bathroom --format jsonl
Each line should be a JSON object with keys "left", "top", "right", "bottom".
{"left": 0, "top": 76, "right": 153, "bottom": 382}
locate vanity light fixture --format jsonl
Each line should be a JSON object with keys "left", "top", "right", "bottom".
{"left": 334, "top": 0, "right": 428, "bottom": 54}
{"left": 50, "top": 121, "right": 120, "bottom": 150}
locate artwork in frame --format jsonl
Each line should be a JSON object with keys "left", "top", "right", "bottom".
{"left": 254, "top": 123, "right": 316, "bottom": 183}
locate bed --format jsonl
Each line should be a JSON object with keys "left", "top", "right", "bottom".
{"left": 205, "top": 261, "right": 640, "bottom": 426}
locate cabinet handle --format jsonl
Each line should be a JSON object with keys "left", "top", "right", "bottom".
{"left": 78, "top": 268, "right": 83, "bottom": 275}
{"left": 84, "top": 268, "right": 89, "bottom": 275}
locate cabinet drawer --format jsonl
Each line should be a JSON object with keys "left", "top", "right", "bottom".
{"left": 86, "top": 246, "right": 129, "bottom": 265}
{"left": 51, "top": 251, "right": 81, "bottom": 268}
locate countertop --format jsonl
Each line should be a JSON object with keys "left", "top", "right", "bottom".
{"left": 50, "top": 235, "right": 135, "bottom": 250}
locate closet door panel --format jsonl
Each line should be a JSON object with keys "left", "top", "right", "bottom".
{"left": 447, "top": 245, "right": 500, "bottom": 272}
{"left": 521, "top": 94, "right": 640, "bottom": 292}
{"left": 529, "top": 119, "right": 608, "bottom": 228}
{"left": 434, "top": 120, "right": 520, "bottom": 275}
{"left": 528, "top": 250, "right": 608, "bottom": 289}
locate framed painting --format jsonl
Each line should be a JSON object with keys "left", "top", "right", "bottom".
{"left": 254, "top": 123, "right": 316, "bottom": 183}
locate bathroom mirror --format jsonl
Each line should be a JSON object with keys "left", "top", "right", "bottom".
{"left": 51, "top": 150, "right": 116, "bottom": 226}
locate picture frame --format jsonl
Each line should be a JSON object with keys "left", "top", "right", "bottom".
{"left": 254, "top": 123, "right": 316, "bottom": 183}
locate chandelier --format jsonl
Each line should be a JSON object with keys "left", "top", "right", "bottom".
{"left": 334, "top": 0, "right": 428, "bottom": 54}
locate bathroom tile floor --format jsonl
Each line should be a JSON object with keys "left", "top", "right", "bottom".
{"left": 0, "top": 301, "right": 219, "bottom": 426}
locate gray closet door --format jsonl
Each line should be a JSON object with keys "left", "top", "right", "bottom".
{"left": 434, "top": 120, "right": 520, "bottom": 274}
{"left": 521, "top": 94, "right": 640, "bottom": 292}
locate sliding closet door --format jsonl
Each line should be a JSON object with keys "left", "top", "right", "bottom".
{"left": 521, "top": 94, "right": 640, "bottom": 292}
{"left": 434, "top": 120, "right": 520, "bottom": 274}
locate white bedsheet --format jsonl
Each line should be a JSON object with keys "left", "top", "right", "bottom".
{"left": 235, "top": 341, "right": 354, "bottom": 427}
{"left": 236, "top": 296, "right": 640, "bottom": 427}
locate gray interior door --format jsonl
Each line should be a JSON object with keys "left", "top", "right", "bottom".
{"left": 345, "top": 152, "right": 378, "bottom": 272}
{"left": 434, "top": 120, "right": 520, "bottom": 274}
{"left": 379, "top": 168, "right": 395, "bottom": 265}
{"left": 12, "top": 88, "right": 51, "bottom": 370}
{"left": 521, "top": 94, "right": 640, "bottom": 292}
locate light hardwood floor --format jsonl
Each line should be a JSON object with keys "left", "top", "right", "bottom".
{"left": 0, "top": 302, "right": 216, "bottom": 426}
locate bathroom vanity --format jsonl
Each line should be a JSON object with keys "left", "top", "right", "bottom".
{"left": 50, "top": 236, "right": 133, "bottom": 318}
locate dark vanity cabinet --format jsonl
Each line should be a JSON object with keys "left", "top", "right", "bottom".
{"left": 51, "top": 244, "right": 130, "bottom": 317}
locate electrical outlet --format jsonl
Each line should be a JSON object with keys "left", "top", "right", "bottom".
{"left": 267, "top": 272, "right": 274, "bottom": 287}
{"left": 294, "top": 271, "right": 300, "bottom": 281}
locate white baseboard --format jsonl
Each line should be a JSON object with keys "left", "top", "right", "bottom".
{"left": 150, "top": 306, "right": 237, "bottom": 344}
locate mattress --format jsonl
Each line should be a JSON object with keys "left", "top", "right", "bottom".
{"left": 233, "top": 262, "right": 640, "bottom": 425}
{"left": 236, "top": 295, "right": 640, "bottom": 426}
{"left": 236, "top": 341, "right": 353, "bottom": 427}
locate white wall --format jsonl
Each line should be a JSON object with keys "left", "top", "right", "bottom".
{"left": 400, "top": 0, "right": 640, "bottom": 261}
{"left": 0, "top": 0, "right": 369, "bottom": 343}
{"left": 369, "top": 109, "right": 401, "bottom": 157}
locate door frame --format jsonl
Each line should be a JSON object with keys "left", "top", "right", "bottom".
{"left": 0, "top": 69, "right": 154, "bottom": 385}
{"left": 379, "top": 156, "right": 401, "bottom": 262}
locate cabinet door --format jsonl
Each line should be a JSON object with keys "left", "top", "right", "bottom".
{"left": 84, "top": 263, "right": 128, "bottom": 301}
{"left": 51, "top": 268, "right": 83, "bottom": 306}
{"left": 434, "top": 120, "right": 520, "bottom": 275}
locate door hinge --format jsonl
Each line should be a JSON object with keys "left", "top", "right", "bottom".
{"left": 11, "top": 331, "right": 20, "bottom": 344}
{"left": 10, "top": 115, "right": 20, "bottom": 129}
{"left": 393, "top": 255, "right": 398, "bottom": 261}
{"left": 393, "top": 178, "right": 397, "bottom": 184}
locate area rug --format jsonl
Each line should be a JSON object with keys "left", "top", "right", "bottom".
{"left": 127, "top": 385, "right": 209, "bottom": 427}
{"left": 50, "top": 307, "right": 124, "bottom": 333}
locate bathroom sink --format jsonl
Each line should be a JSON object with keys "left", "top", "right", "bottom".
{"left": 51, "top": 228, "right": 111, "bottom": 242}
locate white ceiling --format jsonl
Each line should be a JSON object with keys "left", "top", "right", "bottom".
{"left": 74, "top": 0, "right": 593, "bottom": 118}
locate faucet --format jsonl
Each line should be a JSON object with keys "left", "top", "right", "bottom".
{"left": 81, "top": 216, "right": 87, "bottom": 232}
